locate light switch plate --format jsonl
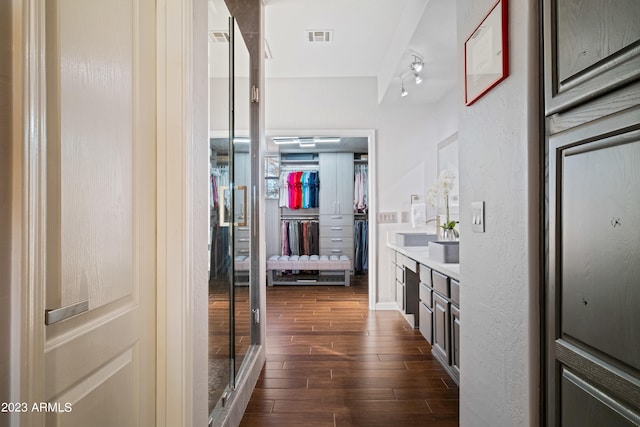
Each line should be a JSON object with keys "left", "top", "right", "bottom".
{"left": 472, "top": 201, "right": 485, "bottom": 232}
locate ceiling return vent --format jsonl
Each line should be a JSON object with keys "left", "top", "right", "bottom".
{"left": 209, "top": 30, "right": 230, "bottom": 43}
{"left": 306, "top": 30, "right": 333, "bottom": 43}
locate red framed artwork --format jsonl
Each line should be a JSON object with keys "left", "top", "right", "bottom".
{"left": 464, "top": 0, "right": 509, "bottom": 106}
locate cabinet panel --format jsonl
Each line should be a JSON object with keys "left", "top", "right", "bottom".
{"left": 318, "top": 153, "right": 337, "bottom": 215}
{"left": 544, "top": 0, "right": 640, "bottom": 113}
{"left": 451, "top": 305, "right": 460, "bottom": 381}
{"left": 561, "top": 136, "right": 640, "bottom": 371}
{"left": 419, "top": 302, "right": 433, "bottom": 345}
{"left": 560, "top": 368, "right": 639, "bottom": 427}
{"left": 432, "top": 293, "right": 449, "bottom": 364}
{"left": 335, "top": 152, "right": 354, "bottom": 214}
{"left": 396, "top": 281, "right": 405, "bottom": 311}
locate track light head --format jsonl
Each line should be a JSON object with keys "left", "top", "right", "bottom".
{"left": 410, "top": 54, "right": 424, "bottom": 73}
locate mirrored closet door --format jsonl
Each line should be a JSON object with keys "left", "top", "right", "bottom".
{"left": 208, "top": 1, "right": 256, "bottom": 420}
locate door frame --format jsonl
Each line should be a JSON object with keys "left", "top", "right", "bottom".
{"left": 264, "top": 128, "right": 378, "bottom": 309}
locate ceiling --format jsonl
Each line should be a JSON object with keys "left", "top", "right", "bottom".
{"left": 208, "top": 0, "right": 457, "bottom": 105}
{"left": 264, "top": 0, "right": 456, "bottom": 105}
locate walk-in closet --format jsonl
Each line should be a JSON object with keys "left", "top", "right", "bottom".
{"left": 264, "top": 137, "right": 370, "bottom": 286}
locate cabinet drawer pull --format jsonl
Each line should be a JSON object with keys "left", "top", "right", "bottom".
{"left": 331, "top": 238, "right": 343, "bottom": 242}
{"left": 330, "top": 227, "right": 343, "bottom": 231}
{"left": 238, "top": 238, "right": 250, "bottom": 242}
{"left": 330, "top": 216, "right": 342, "bottom": 219}
{"left": 237, "top": 249, "right": 249, "bottom": 254}
{"left": 331, "top": 249, "right": 343, "bottom": 253}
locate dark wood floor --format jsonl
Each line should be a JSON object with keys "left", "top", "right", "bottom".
{"left": 240, "top": 276, "right": 459, "bottom": 427}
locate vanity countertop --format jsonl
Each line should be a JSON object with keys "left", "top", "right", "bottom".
{"left": 387, "top": 233, "right": 460, "bottom": 281}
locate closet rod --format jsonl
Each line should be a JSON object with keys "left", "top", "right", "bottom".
{"left": 280, "top": 166, "right": 319, "bottom": 171}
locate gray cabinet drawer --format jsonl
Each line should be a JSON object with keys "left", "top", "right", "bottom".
{"left": 319, "top": 214, "right": 353, "bottom": 226}
{"left": 450, "top": 279, "right": 460, "bottom": 306}
{"left": 432, "top": 270, "right": 449, "bottom": 297}
{"left": 419, "top": 265, "right": 432, "bottom": 287}
{"left": 419, "top": 302, "right": 433, "bottom": 344}
{"left": 398, "top": 254, "right": 417, "bottom": 273}
{"left": 419, "top": 283, "right": 432, "bottom": 308}
{"left": 320, "top": 225, "right": 351, "bottom": 238}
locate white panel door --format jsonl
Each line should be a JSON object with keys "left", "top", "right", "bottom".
{"left": 43, "top": 0, "right": 156, "bottom": 425}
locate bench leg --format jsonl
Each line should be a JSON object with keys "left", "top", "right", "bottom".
{"left": 345, "top": 271, "right": 350, "bottom": 287}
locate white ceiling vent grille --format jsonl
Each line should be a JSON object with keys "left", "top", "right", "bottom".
{"left": 209, "top": 30, "right": 230, "bottom": 43}
{"left": 306, "top": 30, "right": 333, "bottom": 43}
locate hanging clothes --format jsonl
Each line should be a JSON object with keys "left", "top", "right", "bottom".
{"left": 280, "top": 220, "right": 319, "bottom": 256}
{"left": 279, "top": 170, "right": 319, "bottom": 209}
{"left": 279, "top": 171, "right": 289, "bottom": 208}
{"left": 354, "top": 219, "right": 368, "bottom": 274}
{"left": 354, "top": 164, "right": 368, "bottom": 213}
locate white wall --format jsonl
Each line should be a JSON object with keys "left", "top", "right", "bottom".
{"left": 263, "top": 76, "right": 457, "bottom": 306}
{"left": 457, "top": 0, "right": 539, "bottom": 425}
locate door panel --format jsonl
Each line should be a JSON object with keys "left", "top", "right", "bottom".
{"left": 545, "top": 1, "right": 640, "bottom": 424}
{"left": 561, "top": 137, "right": 640, "bottom": 370}
{"left": 544, "top": 0, "right": 640, "bottom": 114}
{"left": 44, "top": 0, "right": 156, "bottom": 424}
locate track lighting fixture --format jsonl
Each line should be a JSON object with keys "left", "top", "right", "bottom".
{"left": 399, "top": 51, "right": 424, "bottom": 98}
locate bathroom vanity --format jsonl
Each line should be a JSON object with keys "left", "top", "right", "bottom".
{"left": 388, "top": 232, "right": 460, "bottom": 385}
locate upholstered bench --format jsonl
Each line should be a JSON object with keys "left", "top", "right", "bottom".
{"left": 266, "top": 255, "right": 352, "bottom": 286}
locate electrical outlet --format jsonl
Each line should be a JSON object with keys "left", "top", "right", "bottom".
{"left": 377, "top": 212, "right": 397, "bottom": 223}
{"left": 472, "top": 201, "right": 485, "bottom": 232}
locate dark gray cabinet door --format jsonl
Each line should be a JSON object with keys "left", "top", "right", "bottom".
{"left": 432, "top": 292, "right": 449, "bottom": 365}
{"left": 544, "top": 1, "right": 640, "bottom": 425}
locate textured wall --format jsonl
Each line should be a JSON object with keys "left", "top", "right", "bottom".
{"left": 457, "top": 0, "right": 540, "bottom": 425}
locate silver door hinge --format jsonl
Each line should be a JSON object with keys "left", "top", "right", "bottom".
{"left": 251, "top": 85, "right": 259, "bottom": 103}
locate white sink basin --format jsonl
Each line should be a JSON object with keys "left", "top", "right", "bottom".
{"left": 428, "top": 241, "right": 460, "bottom": 263}
{"left": 395, "top": 232, "right": 438, "bottom": 246}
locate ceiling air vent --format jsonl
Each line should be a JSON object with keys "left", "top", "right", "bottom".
{"left": 306, "top": 30, "right": 333, "bottom": 43}
{"left": 209, "top": 30, "right": 230, "bottom": 43}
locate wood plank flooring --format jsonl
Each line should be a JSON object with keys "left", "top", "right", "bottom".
{"left": 240, "top": 276, "right": 459, "bottom": 426}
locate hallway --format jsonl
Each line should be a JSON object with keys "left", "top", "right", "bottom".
{"left": 240, "top": 276, "right": 459, "bottom": 426}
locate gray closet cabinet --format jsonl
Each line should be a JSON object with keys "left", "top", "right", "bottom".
{"left": 544, "top": 0, "right": 640, "bottom": 424}
{"left": 319, "top": 153, "right": 354, "bottom": 257}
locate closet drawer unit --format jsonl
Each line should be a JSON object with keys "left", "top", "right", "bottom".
{"left": 395, "top": 265, "right": 404, "bottom": 282}
{"left": 319, "top": 214, "right": 353, "bottom": 227}
{"left": 432, "top": 270, "right": 449, "bottom": 298}
{"left": 450, "top": 279, "right": 460, "bottom": 306}
{"left": 320, "top": 225, "right": 352, "bottom": 238}
{"left": 419, "top": 265, "right": 432, "bottom": 287}
{"left": 419, "top": 282, "right": 432, "bottom": 309}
